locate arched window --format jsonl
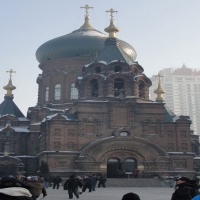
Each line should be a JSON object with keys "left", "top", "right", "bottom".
{"left": 71, "top": 83, "right": 78, "bottom": 100}
{"left": 54, "top": 84, "right": 61, "bottom": 100}
{"left": 45, "top": 87, "right": 49, "bottom": 102}
{"left": 114, "top": 78, "right": 124, "bottom": 97}
{"left": 139, "top": 81, "right": 145, "bottom": 98}
{"left": 6, "top": 120, "right": 11, "bottom": 126}
{"left": 114, "top": 65, "right": 122, "bottom": 72}
{"left": 95, "top": 66, "right": 101, "bottom": 73}
{"left": 4, "top": 142, "right": 10, "bottom": 153}
{"left": 90, "top": 79, "right": 99, "bottom": 97}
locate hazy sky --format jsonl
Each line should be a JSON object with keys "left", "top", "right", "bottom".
{"left": 0, "top": 0, "right": 200, "bottom": 115}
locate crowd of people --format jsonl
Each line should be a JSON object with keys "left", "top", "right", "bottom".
{"left": 63, "top": 174, "right": 107, "bottom": 199}
{"left": 0, "top": 173, "right": 107, "bottom": 200}
{"left": 0, "top": 172, "right": 47, "bottom": 200}
{"left": 1, "top": 172, "right": 200, "bottom": 200}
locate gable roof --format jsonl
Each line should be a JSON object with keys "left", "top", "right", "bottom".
{"left": 0, "top": 96, "right": 24, "bottom": 117}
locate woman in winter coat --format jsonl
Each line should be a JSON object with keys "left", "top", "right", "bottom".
{"left": 26, "top": 176, "right": 47, "bottom": 200}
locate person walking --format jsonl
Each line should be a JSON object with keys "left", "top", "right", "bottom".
{"left": 52, "top": 176, "right": 62, "bottom": 189}
{"left": 44, "top": 176, "right": 50, "bottom": 189}
{"left": 64, "top": 175, "right": 80, "bottom": 199}
{"left": 91, "top": 174, "right": 98, "bottom": 191}
{"left": 82, "top": 176, "right": 93, "bottom": 192}
{"left": 98, "top": 175, "right": 107, "bottom": 188}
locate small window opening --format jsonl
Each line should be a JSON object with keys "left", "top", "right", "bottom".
{"left": 114, "top": 65, "right": 122, "bottom": 72}
{"left": 114, "top": 78, "right": 125, "bottom": 96}
{"left": 90, "top": 79, "right": 99, "bottom": 97}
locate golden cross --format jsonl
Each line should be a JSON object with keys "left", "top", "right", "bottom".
{"left": 81, "top": 4, "right": 93, "bottom": 16}
{"left": 6, "top": 69, "right": 16, "bottom": 80}
{"left": 155, "top": 73, "right": 164, "bottom": 84}
{"left": 3, "top": 152, "right": 9, "bottom": 157}
{"left": 106, "top": 8, "right": 118, "bottom": 21}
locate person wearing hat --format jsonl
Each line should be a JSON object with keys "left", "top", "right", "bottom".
{"left": 171, "top": 176, "right": 199, "bottom": 200}
{"left": 122, "top": 192, "right": 141, "bottom": 200}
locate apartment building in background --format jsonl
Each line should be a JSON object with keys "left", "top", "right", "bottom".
{"left": 150, "top": 65, "right": 200, "bottom": 135}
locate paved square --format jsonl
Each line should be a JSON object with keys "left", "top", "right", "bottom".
{"left": 41, "top": 186, "right": 174, "bottom": 200}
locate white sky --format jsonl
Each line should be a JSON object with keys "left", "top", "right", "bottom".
{"left": 0, "top": 0, "right": 200, "bottom": 115}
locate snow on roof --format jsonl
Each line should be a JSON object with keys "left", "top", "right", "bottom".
{"left": 108, "top": 60, "right": 125, "bottom": 65}
{"left": 173, "top": 116, "right": 180, "bottom": 122}
{"left": 84, "top": 62, "right": 93, "bottom": 68}
{"left": 30, "top": 122, "right": 41, "bottom": 126}
{"left": 18, "top": 117, "right": 30, "bottom": 121}
{"left": 0, "top": 114, "right": 15, "bottom": 118}
{"left": 168, "top": 152, "right": 194, "bottom": 155}
{"left": 41, "top": 113, "right": 76, "bottom": 122}
{"left": 79, "top": 99, "right": 109, "bottom": 103}
{"left": 16, "top": 155, "right": 37, "bottom": 158}
{"left": 96, "top": 61, "right": 107, "bottom": 65}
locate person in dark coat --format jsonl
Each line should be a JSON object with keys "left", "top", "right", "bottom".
{"left": 64, "top": 175, "right": 80, "bottom": 199}
{"left": 122, "top": 192, "right": 141, "bottom": 200}
{"left": 98, "top": 175, "right": 107, "bottom": 188}
{"left": 52, "top": 176, "right": 62, "bottom": 189}
{"left": 0, "top": 176, "right": 32, "bottom": 200}
{"left": 171, "top": 176, "right": 199, "bottom": 200}
{"left": 91, "top": 174, "right": 98, "bottom": 191}
{"left": 82, "top": 176, "right": 92, "bottom": 192}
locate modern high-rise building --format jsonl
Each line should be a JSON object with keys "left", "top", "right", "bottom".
{"left": 150, "top": 65, "right": 200, "bottom": 136}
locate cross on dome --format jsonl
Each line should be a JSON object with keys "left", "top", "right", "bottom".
{"left": 3, "top": 69, "right": 16, "bottom": 97}
{"left": 155, "top": 73, "right": 164, "bottom": 85}
{"left": 81, "top": 4, "right": 93, "bottom": 17}
{"left": 105, "top": 8, "right": 119, "bottom": 38}
{"left": 80, "top": 4, "right": 94, "bottom": 29}
{"left": 106, "top": 8, "right": 118, "bottom": 21}
{"left": 6, "top": 69, "right": 16, "bottom": 80}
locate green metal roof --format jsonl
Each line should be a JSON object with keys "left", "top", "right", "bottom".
{"left": 36, "top": 27, "right": 136, "bottom": 64}
{"left": 95, "top": 38, "right": 136, "bottom": 64}
{"left": 0, "top": 96, "right": 24, "bottom": 117}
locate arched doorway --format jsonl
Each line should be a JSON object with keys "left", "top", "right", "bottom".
{"left": 107, "top": 158, "right": 120, "bottom": 178}
{"left": 121, "top": 158, "right": 137, "bottom": 172}
{"left": 107, "top": 157, "right": 138, "bottom": 178}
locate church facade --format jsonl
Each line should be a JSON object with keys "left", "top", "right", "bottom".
{"left": 0, "top": 6, "right": 199, "bottom": 178}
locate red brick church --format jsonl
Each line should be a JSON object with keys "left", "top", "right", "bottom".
{"left": 0, "top": 5, "right": 199, "bottom": 178}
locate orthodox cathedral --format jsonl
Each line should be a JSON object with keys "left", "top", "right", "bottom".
{"left": 0, "top": 5, "right": 199, "bottom": 178}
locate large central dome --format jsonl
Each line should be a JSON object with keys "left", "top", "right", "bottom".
{"left": 36, "top": 17, "right": 137, "bottom": 64}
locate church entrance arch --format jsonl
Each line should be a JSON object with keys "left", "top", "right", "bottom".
{"left": 107, "top": 157, "right": 137, "bottom": 178}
